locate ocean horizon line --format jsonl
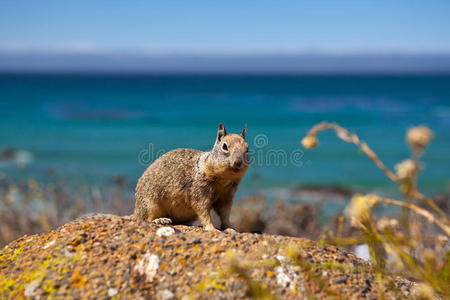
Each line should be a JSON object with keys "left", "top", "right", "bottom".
{"left": 2, "top": 71, "right": 450, "bottom": 76}
{"left": 2, "top": 52, "right": 450, "bottom": 73}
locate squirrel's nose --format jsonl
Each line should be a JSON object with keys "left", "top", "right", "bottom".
{"left": 233, "top": 160, "right": 242, "bottom": 168}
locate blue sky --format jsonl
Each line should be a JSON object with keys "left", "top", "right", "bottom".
{"left": 1, "top": 0, "right": 450, "bottom": 54}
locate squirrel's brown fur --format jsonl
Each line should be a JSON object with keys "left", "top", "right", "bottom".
{"left": 134, "top": 124, "right": 249, "bottom": 231}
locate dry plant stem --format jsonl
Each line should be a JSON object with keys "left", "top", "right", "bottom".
{"left": 411, "top": 190, "right": 449, "bottom": 224}
{"left": 381, "top": 231, "right": 446, "bottom": 294}
{"left": 374, "top": 195, "right": 450, "bottom": 236}
{"left": 367, "top": 242, "right": 385, "bottom": 300}
{"left": 306, "top": 122, "right": 399, "bottom": 182}
{"left": 305, "top": 122, "right": 449, "bottom": 223}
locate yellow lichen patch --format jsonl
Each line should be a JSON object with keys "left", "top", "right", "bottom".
{"left": 292, "top": 282, "right": 298, "bottom": 295}
{"left": 72, "top": 251, "right": 85, "bottom": 263}
{"left": 266, "top": 270, "right": 274, "bottom": 277}
{"left": 42, "top": 279, "right": 57, "bottom": 297}
{"left": 210, "top": 245, "right": 225, "bottom": 254}
{"left": 71, "top": 269, "right": 88, "bottom": 288}
{"left": 69, "top": 235, "right": 87, "bottom": 247}
{"left": 178, "top": 258, "right": 186, "bottom": 266}
{"left": 0, "top": 275, "right": 16, "bottom": 296}
{"left": 211, "top": 279, "right": 226, "bottom": 291}
{"left": 83, "top": 224, "right": 93, "bottom": 231}
{"left": 196, "top": 277, "right": 227, "bottom": 292}
{"left": 0, "top": 245, "right": 85, "bottom": 299}
{"left": 0, "top": 240, "right": 26, "bottom": 266}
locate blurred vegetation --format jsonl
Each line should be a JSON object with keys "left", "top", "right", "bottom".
{"left": 301, "top": 122, "right": 449, "bottom": 298}
{"left": 0, "top": 174, "right": 133, "bottom": 246}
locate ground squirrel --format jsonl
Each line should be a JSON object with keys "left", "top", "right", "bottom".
{"left": 134, "top": 124, "right": 249, "bottom": 231}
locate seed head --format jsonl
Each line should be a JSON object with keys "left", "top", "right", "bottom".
{"left": 376, "top": 217, "right": 399, "bottom": 231}
{"left": 301, "top": 136, "right": 318, "bottom": 149}
{"left": 406, "top": 126, "right": 433, "bottom": 152}
{"left": 395, "top": 159, "right": 418, "bottom": 180}
{"left": 345, "top": 194, "right": 378, "bottom": 228}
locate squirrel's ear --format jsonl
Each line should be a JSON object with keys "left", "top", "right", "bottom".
{"left": 217, "top": 123, "right": 227, "bottom": 141}
{"left": 241, "top": 125, "right": 247, "bottom": 139}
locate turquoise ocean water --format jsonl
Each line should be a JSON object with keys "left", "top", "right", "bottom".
{"left": 0, "top": 74, "right": 449, "bottom": 199}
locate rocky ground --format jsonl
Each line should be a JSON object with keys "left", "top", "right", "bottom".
{"left": 1, "top": 214, "right": 417, "bottom": 299}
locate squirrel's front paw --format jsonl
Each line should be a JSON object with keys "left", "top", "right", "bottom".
{"left": 151, "top": 217, "right": 173, "bottom": 225}
{"left": 223, "top": 227, "right": 237, "bottom": 233}
{"left": 204, "top": 225, "right": 220, "bottom": 232}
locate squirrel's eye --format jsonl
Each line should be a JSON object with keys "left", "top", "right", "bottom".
{"left": 222, "top": 143, "right": 228, "bottom": 151}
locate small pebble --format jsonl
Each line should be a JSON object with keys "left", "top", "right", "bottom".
{"left": 156, "top": 226, "right": 176, "bottom": 237}
{"left": 275, "top": 255, "right": 287, "bottom": 263}
{"left": 108, "top": 288, "right": 118, "bottom": 297}
{"left": 134, "top": 253, "right": 159, "bottom": 282}
{"left": 157, "top": 289, "right": 174, "bottom": 299}
{"left": 335, "top": 275, "right": 348, "bottom": 284}
{"left": 43, "top": 240, "right": 56, "bottom": 249}
{"left": 24, "top": 280, "right": 40, "bottom": 297}
{"left": 63, "top": 248, "right": 74, "bottom": 258}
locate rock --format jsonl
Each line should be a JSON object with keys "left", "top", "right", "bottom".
{"left": 156, "top": 226, "right": 176, "bottom": 237}
{"left": 157, "top": 289, "right": 174, "bottom": 299}
{"left": 335, "top": 275, "right": 348, "bottom": 284}
{"left": 43, "top": 239, "right": 56, "bottom": 249}
{"left": 0, "top": 215, "right": 415, "bottom": 299}
{"left": 108, "top": 288, "right": 118, "bottom": 297}
{"left": 275, "top": 266, "right": 291, "bottom": 287}
{"left": 354, "top": 244, "right": 371, "bottom": 261}
{"left": 24, "top": 280, "right": 40, "bottom": 297}
{"left": 275, "top": 265, "right": 300, "bottom": 292}
{"left": 134, "top": 252, "right": 159, "bottom": 282}
{"left": 275, "top": 254, "right": 288, "bottom": 264}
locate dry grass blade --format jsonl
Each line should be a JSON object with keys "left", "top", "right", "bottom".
{"left": 374, "top": 195, "right": 450, "bottom": 236}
